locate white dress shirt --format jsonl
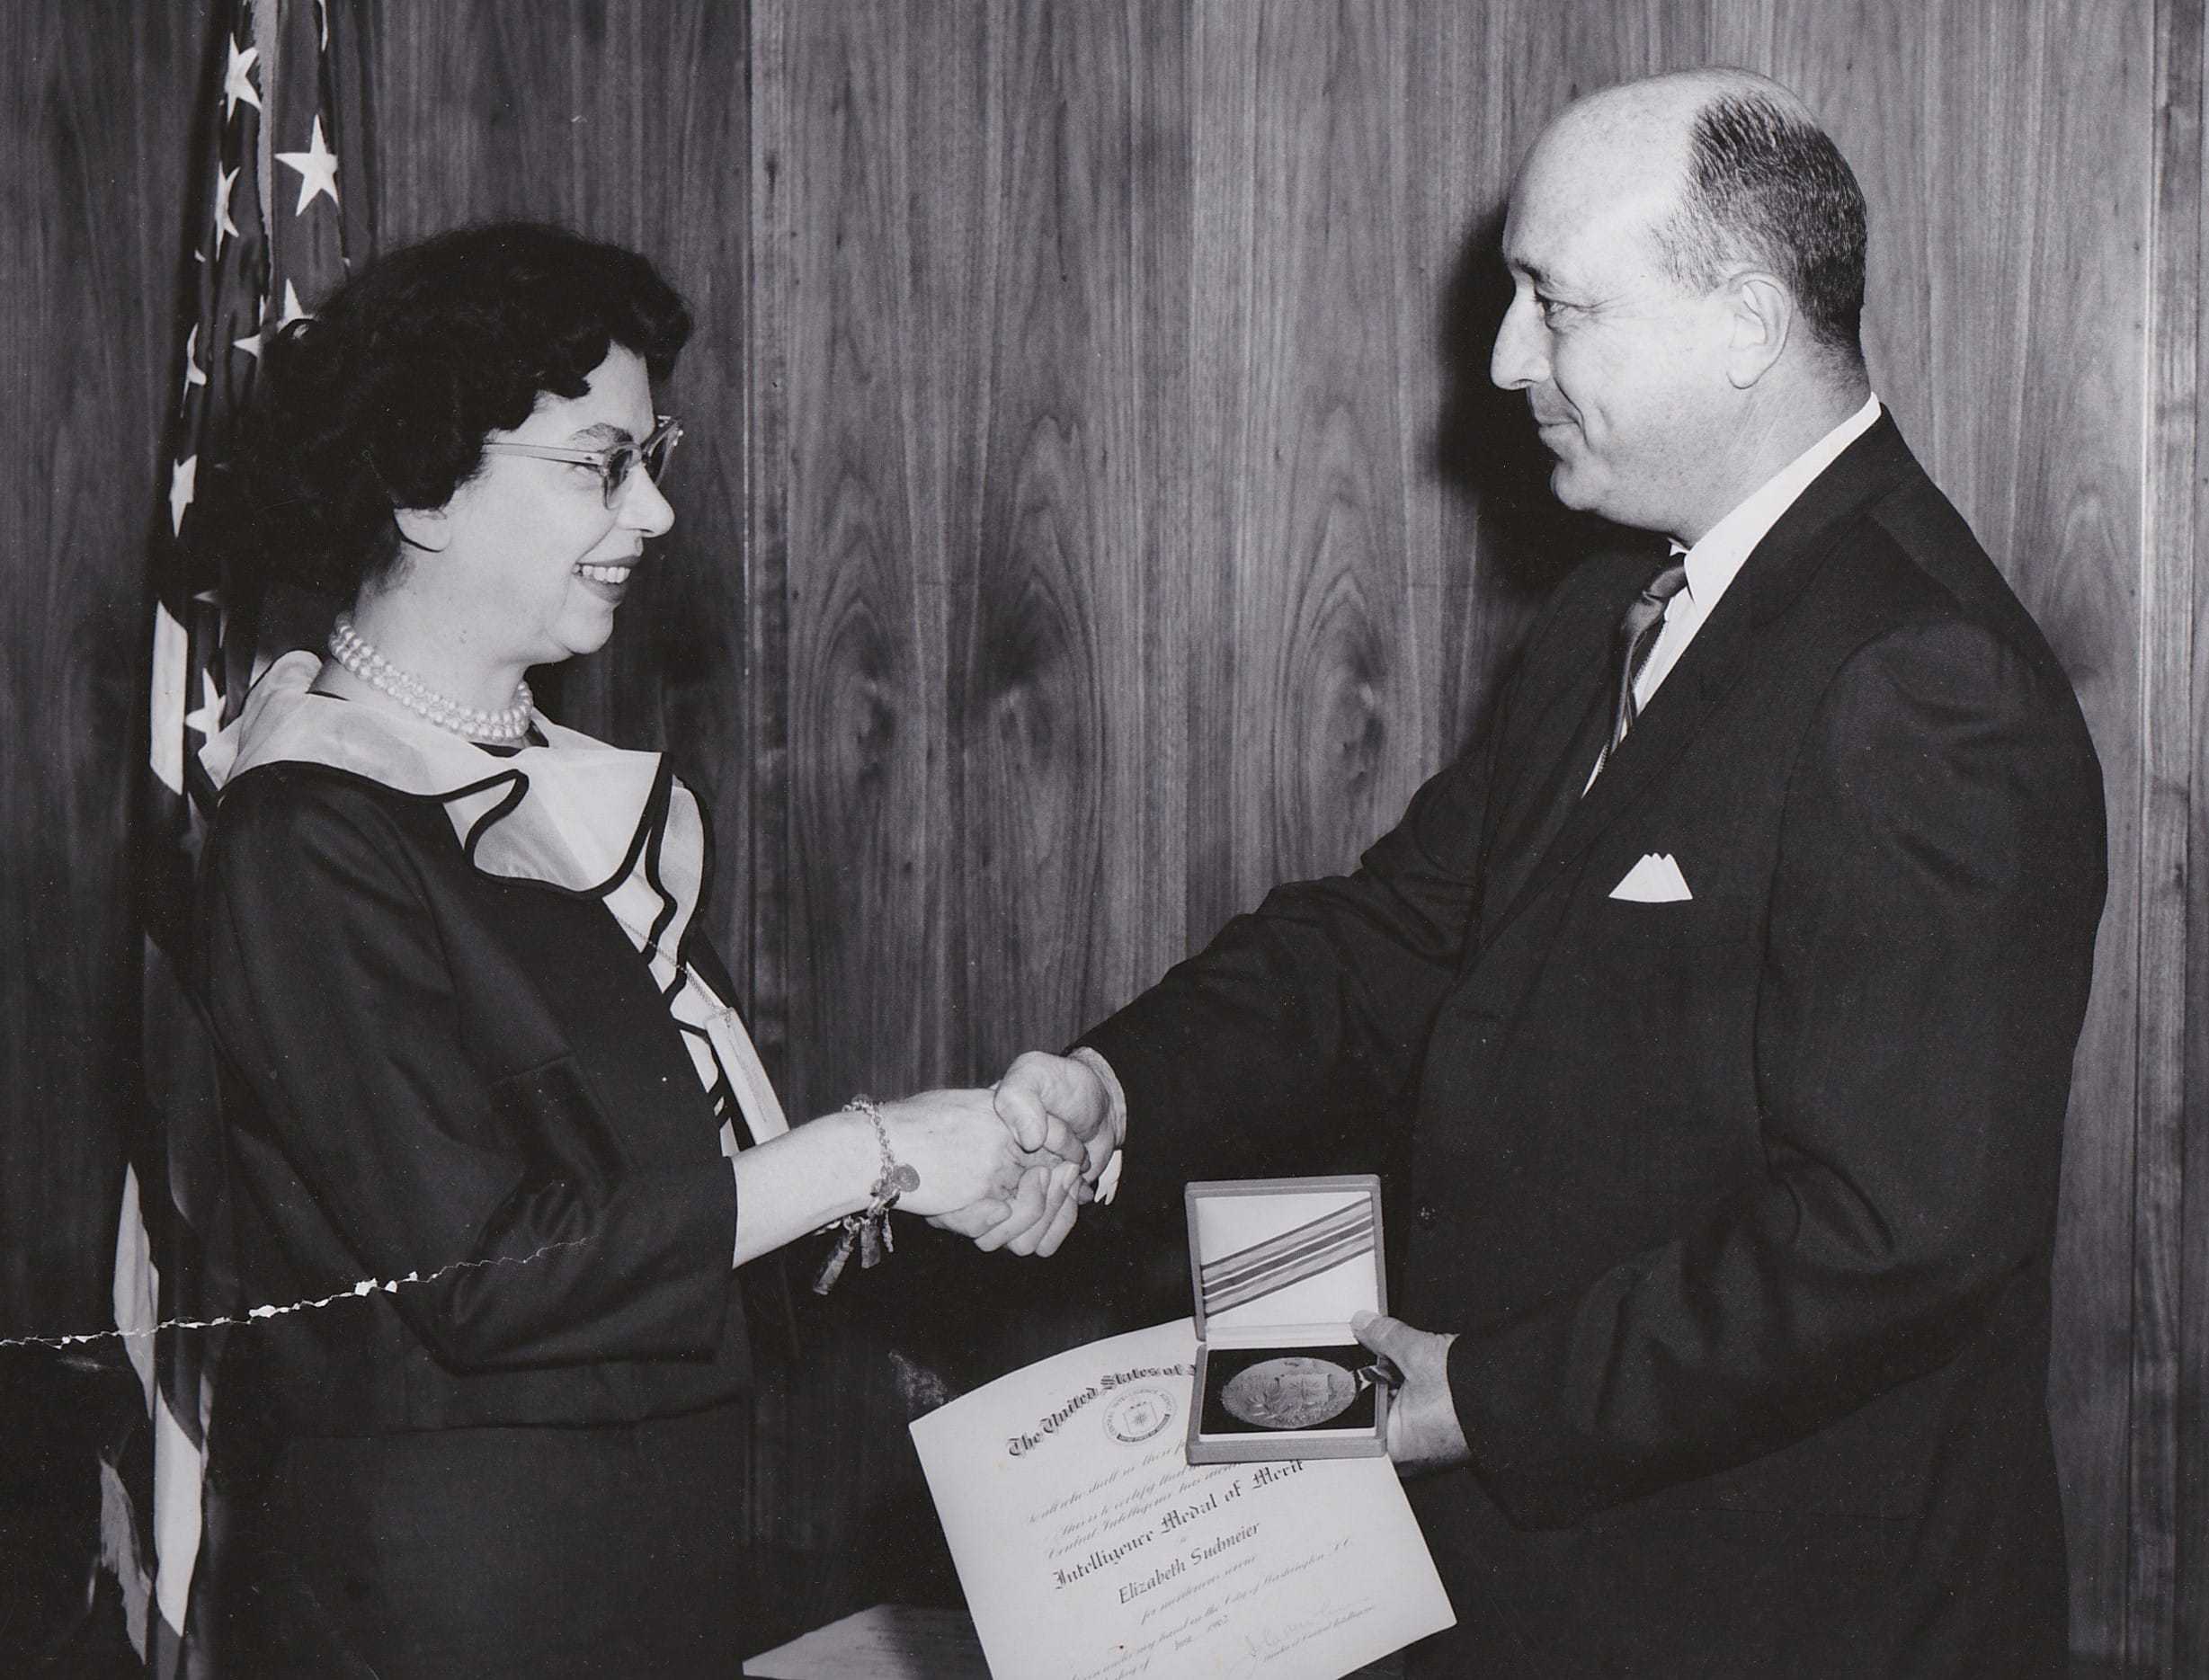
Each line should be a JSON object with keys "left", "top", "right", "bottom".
{"left": 1586, "top": 393, "right": 1883, "bottom": 793}
{"left": 1635, "top": 394, "right": 1883, "bottom": 710}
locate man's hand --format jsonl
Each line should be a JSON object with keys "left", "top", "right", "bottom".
{"left": 928, "top": 1049, "right": 1123, "bottom": 1257}
{"left": 1352, "top": 1310, "right": 1470, "bottom": 1477}
{"left": 993, "top": 1049, "right": 1121, "bottom": 1183}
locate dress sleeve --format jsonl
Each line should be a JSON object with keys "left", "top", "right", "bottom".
{"left": 202, "top": 770, "right": 741, "bottom": 1371}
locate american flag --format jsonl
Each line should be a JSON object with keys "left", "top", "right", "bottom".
{"left": 111, "top": 1, "right": 368, "bottom": 1668}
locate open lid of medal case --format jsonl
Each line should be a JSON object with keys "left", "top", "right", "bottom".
{"left": 1184, "top": 1175, "right": 1389, "bottom": 1462}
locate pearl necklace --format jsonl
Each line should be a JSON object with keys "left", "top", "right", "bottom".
{"left": 327, "top": 614, "right": 536, "bottom": 744}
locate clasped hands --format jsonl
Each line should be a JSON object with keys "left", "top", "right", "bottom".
{"left": 880, "top": 1051, "right": 1118, "bottom": 1258}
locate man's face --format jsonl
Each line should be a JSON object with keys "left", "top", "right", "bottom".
{"left": 1490, "top": 126, "right": 1731, "bottom": 539}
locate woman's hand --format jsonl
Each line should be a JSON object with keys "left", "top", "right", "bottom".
{"left": 877, "top": 1088, "right": 1079, "bottom": 1228}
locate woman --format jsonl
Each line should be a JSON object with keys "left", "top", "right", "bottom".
{"left": 194, "top": 222, "right": 1065, "bottom": 1676}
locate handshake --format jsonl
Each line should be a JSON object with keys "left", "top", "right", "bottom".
{"left": 874, "top": 1050, "right": 1124, "bottom": 1258}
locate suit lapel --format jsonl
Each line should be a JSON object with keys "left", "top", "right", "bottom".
{"left": 1481, "top": 414, "right": 1921, "bottom": 945}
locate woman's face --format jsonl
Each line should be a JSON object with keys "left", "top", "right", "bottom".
{"left": 431, "top": 344, "right": 674, "bottom": 675}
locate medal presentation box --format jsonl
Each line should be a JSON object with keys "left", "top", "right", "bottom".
{"left": 1184, "top": 1174, "right": 1389, "bottom": 1463}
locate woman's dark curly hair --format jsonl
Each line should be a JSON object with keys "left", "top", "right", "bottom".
{"left": 237, "top": 221, "right": 690, "bottom": 599}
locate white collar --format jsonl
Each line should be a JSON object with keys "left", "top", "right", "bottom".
{"left": 203, "top": 650, "right": 791, "bottom": 1143}
{"left": 202, "top": 650, "right": 670, "bottom": 896}
{"left": 1674, "top": 393, "right": 1883, "bottom": 602}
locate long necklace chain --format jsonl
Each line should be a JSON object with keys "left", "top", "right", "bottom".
{"left": 327, "top": 614, "right": 536, "bottom": 744}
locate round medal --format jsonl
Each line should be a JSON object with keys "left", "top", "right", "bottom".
{"left": 1220, "top": 1356, "right": 1360, "bottom": 1430}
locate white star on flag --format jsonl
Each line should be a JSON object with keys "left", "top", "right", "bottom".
{"left": 233, "top": 330, "right": 263, "bottom": 360}
{"left": 278, "top": 280, "right": 310, "bottom": 328}
{"left": 182, "top": 326, "right": 207, "bottom": 401}
{"left": 212, "top": 164, "right": 239, "bottom": 253}
{"left": 169, "top": 457, "right": 198, "bottom": 536}
{"left": 276, "top": 114, "right": 340, "bottom": 215}
{"left": 183, "top": 669, "right": 225, "bottom": 744}
{"left": 221, "top": 36, "right": 260, "bottom": 120}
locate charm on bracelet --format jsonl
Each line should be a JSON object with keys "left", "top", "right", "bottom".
{"left": 812, "top": 1098, "right": 920, "bottom": 1293}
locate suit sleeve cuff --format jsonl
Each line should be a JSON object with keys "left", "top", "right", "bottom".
{"left": 1067, "top": 1045, "right": 1126, "bottom": 1203}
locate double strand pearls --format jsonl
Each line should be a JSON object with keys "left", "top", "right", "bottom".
{"left": 327, "top": 614, "right": 535, "bottom": 744}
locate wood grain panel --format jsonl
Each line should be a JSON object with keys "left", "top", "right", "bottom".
{"left": 2134, "top": 0, "right": 2202, "bottom": 1667}
{"left": 749, "top": 4, "right": 1198, "bottom": 1639}
{"left": 0, "top": 1, "right": 206, "bottom": 1335}
{"left": 1189, "top": 0, "right": 1439, "bottom": 940}
{"left": 2185, "top": 25, "right": 2209, "bottom": 1648}
{"left": 745, "top": 0, "right": 798, "bottom": 1139}
{"left": 769, "top": 0, "right": 952, "bottom": 1120}
{"left": 1410, "top": 1, "right": 1554, "bottom": 756}
{"left": 1920, "top": 5, "right": 2152, "bottom": 1666}
{"left": 2163, "top": 3, "right": 2209, "bottom": 1670}
{"left": 1403, "top": 0, "right": 1505, "bottom": 754}
{"left": 956, "top": 0, "right": 1186, "bottom": 1075}
{"left": 746, "top": 1, "right": 967, "bottom": 1637}
{"left": 636, "top": 0, "right": 754, "bottom": 985}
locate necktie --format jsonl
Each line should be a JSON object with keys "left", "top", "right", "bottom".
{"left": 1591, "top": 560, "right": 1689, "bottom": 781}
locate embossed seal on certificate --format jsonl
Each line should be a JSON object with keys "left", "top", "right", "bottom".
{"left": 1220, "top": 1356, "right": 1360, "bottom": 1430}
{"left": 1104, "top": 1387, "right": 1174, "bottom": 1444}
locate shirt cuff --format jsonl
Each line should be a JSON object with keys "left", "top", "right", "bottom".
{"left": 1067, "top": 1045, "right": 1126, "bottom": 1204}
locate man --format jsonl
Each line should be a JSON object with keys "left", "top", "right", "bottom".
{"left": 966, "top": 68, "right": 2106, "bottom": 1676}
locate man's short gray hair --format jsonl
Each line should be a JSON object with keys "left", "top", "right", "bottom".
{"left": 1651, "top": 89, "right": 1868, "bottom": 364}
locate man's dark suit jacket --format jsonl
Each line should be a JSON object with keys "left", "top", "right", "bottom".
{"left": 1082, "top": 416, "right": 2107, "bottom": 1677}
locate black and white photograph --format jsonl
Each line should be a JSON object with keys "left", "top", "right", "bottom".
{"left": 2, "top": 3, "right": 2201, "bottom": 1676}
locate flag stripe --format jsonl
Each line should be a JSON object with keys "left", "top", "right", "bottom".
{"left": 120, "top": 1, "right": 368, "bottom": 1669}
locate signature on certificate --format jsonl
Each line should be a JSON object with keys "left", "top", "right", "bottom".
{"left": 1233, "top": 1596, "right": 1379, "bottom": 1676}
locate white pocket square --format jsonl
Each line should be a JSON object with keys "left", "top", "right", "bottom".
{"left": 1610, "top": 852, "right": 1692, "bottom": 902}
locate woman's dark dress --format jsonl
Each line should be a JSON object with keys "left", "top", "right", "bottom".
{"left": 199, "top": 749, "right": 760, "bottom": 1677}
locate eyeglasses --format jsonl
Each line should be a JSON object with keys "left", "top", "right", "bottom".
{"left": 480, "top": 414, "right": 683, "bottom": 507}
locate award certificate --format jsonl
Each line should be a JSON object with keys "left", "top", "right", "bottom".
{"left": 910, "top": 1320, "right": 1454, "bottom": 1680}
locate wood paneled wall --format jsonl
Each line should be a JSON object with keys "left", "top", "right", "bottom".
{"left": 2, "top": 2, "right": 2202, "bottom": 1671}
{"left": 0, "top": 1, "right": 209, "bottom": 1338}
